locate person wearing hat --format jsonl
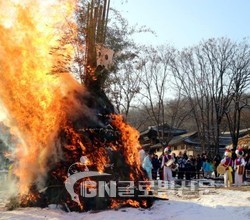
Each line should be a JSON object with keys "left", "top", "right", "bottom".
{"left": 220, "top": 149, "right": 233, "bottom": 187}
{"left": 234, "top": 148, "right": 246, "bottom": 187}
{"left": 161, "top": 146, "right": 174, "bottom": 182}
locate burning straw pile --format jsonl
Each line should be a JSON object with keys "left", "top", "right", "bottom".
{"left": 0, "top": 0, "right": 152, "bottom": 211}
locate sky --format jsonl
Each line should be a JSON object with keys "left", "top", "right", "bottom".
{"left": 112, "top": 0, "right": 250, "bottom": 49}
{"left": 0, "top": 0, "right": 249, "bottom": 121}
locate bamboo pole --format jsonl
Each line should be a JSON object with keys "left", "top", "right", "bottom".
{"left": 84, "top": 0, "right": 110, "bottom": 88}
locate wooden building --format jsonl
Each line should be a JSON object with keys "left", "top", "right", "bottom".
{"left": 140, "top": 126, "right": 250, "bottom": 157}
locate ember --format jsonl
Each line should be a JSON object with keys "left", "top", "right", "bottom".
{"left": 0, "top": 0, "right": 153, "bottom": 212}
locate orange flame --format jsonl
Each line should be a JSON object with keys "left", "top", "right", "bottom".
{"left": 111, "top": 114, "right": 142, "bottom": 180}
{"left": 20, "top": 192, "right": 41, "bottom": 207}
{"left": 110, "top": 199, "right": 140, "bottom": 209}
{"left": 0, "top": 0, "right": 76, "bottom": 194}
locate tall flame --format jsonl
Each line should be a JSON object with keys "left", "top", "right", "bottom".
{"left": 0, "top": 0, "right": 76, "bottom": 193}
{"left": 111, "top": 114, "right": 142, "bottom": 180}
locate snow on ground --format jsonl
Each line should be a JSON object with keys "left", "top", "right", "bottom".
{"left": 0, "top": 187, "right": 250, "bottom": 220}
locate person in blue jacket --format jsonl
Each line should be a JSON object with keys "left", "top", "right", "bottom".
{"left": 202, "top": 158, "right": 214, "bottom": 178}
{"left": 142, "top": 152, "right": 153, "bottom": 180}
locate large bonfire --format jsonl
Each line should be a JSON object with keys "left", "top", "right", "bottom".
{"left": 0, "top": 0, "right": 152, "bottom": 211}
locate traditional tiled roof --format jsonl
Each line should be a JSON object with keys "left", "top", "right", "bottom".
{"left": 140, "top": 124, "right": 187, "bottom": 137}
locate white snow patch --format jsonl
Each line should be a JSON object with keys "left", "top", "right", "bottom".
{"left": 0, "top": 188, "right": 250, "bottom": 220}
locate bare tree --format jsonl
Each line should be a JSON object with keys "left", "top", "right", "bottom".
{"left": 225, "top": 40, "right": 250, "bottom": 148}
{"left": 138, "top": 45, "right": 189, "bottom": 148}
{"left": 171, "top": 38, "right": 250, "bottom": 154}
{"left": 102, "top": 8, "right": 154, "bottom": 118}
{"left": 195, "top": 38, "right": 235, "bottom": 154}
{"left": 171, "top": 46, "right": 210, "bottom": 153}
{"left": 165, "top": 95, "right": 192, "bottom": 130}
{"left": 107, "top": 63, "right": 142, "bottom": 119}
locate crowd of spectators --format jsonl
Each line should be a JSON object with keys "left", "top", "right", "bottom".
{"left": 140, "top": 147, "right": 250, "bottom": 184}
